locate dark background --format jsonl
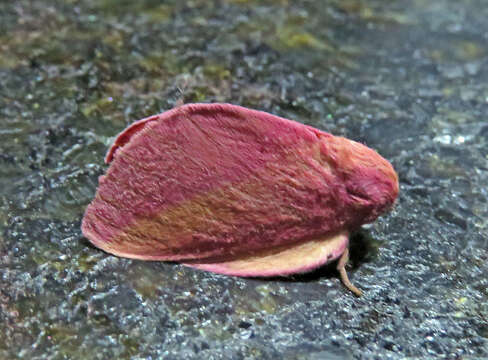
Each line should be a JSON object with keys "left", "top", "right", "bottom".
{"left": 1, "top": 0, "right": 487, "bottom": 358}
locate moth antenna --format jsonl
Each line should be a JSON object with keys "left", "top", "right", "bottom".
{"left": 175, "top": 75, "right": 191, "bottom": 107}
{"left": 337, "top": 248, "right": 363, "bottom": 297}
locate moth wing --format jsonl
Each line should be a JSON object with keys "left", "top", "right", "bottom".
{"left": 105, "top": 114, "right": 161, "bottom": 163}
{"left": 184, "top": 231, "right": 349, "bottom": 277}
{"left": 82, "top": 103, "right": 347, "bottom": 262}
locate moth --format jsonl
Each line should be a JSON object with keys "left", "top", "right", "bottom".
{"left": 82, "top": 103, "right": 399, "bottom": 296}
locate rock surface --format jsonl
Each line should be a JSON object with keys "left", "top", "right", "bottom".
{"left": 0, "top": 0, "right": 486, "bottom": 359}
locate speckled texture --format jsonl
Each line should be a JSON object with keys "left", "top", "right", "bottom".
{"left": 0, "top": 0, "right": 487, "bottom": 359}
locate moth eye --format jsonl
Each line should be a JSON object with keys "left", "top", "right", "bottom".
{"left": 346, "top": 185, "right": 370, "bottom": 204}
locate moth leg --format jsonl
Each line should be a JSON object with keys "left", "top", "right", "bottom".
{"left": 337, "top": 248, "right": 363, "bottom": 297}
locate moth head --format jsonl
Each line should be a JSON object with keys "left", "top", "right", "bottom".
{"left": 326, "top": 136, "right": 399, "bottom": 224}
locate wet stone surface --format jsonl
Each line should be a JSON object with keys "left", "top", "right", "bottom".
{"left": 1, "top": 0, "right": 487, "bottom": 359}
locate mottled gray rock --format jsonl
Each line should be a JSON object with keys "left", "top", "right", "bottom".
{"left": 0, "top": 0, "right": 486, "bottom": 359}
